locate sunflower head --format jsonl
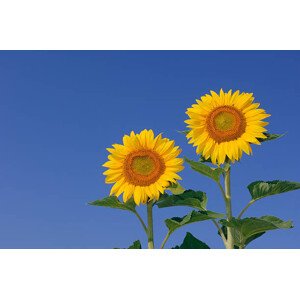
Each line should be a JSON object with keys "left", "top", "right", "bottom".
{"left": 185, "top": 89, "right": 270, "bottom": 165}
{"left": 103, "top": 129, "right": 184, "bottom": 205}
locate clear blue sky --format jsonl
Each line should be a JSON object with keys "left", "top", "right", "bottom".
{"left": 1, "top": 51, "right": 299, "bottom": 249}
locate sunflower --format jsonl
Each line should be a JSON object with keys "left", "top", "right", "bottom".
{"left": 103, "top": 129, "right": 184, "bottom": 205}
{"left": 185, "top": 89, "right": 270, "bottom": 165}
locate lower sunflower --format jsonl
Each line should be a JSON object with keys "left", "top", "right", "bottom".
{"left": 103, "top": 129, "right": 184, "bottom": 205}
{"left": 185, "top": 89, "right": 270, "bottom": 164}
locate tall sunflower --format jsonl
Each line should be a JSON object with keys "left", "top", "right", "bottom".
{"left": 185, "top": 89, "right": 270, "bottom": 165}
{"left": 103, "top": 129, "right": 184, "bottom": 205}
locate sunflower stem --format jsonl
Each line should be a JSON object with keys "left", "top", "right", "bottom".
{"left": 217, "top": 182, "right": 227, "bottom": 204}
{"left": 237, "top": 200, "right": 255, "bottom": 219}
{"left": 147, "top": 201, "right": 154, "bottom": 249}
{"left": 224, "top": 165, "right": 234, "bottom": 249}
{"left": 212, "top": 219, "right": 227, "bottom": 245}
{"left": 160, "top": 231, "right": 171, "bottom": 249}
{"left": 133, "top": 210, "right": 148, "bottom": 235}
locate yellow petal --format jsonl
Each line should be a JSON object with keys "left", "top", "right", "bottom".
{"left": 133, "top": 186, "right": 142, "bottom": 205}
{"left": 237, "top": 138, "right": 251, "bottom": 155}
{"left": 241, "top": 133, "right": 261, "bottom": 145}
{"left": 123, "top": 184, "right": 134, "bottom": 202}
{"left": 218, "top": 143, "right": 226, "bottom": 165}
{"left": 109, "top": 177, "right": 125, "bottom": 196}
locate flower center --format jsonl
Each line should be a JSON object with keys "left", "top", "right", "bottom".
{"left": 207, "top": 106, "right": 246, "bottom": 142}
{"left": 123, "top": 150, "right": 165, "bottom": 186}
{"left": 131, "top": 156, "right": 156, "bottom": 176}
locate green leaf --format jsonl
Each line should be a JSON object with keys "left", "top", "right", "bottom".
{"left": 218, "top": 225, "right": 265, "bottom": 248}
{"left": 248, "top": 180, "right": 300, "bottom": 201}
{"left": 185, "top": 158, "right": 223, "bottom": 182}
{"left": 128, "top": 240, "right": 142, "bottom": 249}
{"left": 167, "top": 182, "right": 185, "bottom": 195}
{"left": 114, "top": 240, "right": 142, "bottom": 249}
{"left": 220, "top": 216, "right": 293, "bottom": 248}
{"left": 173, "top": 232, "right": 210, "bottom": 249}
{"left": 89, "top": 196, "right": 136, "bottom": 212}
{"left": 258, "top": 133, "right": 285, "bottom": 143}
{"left": 243, "top": 232, "right": 265, "bottom": 247}
{"left": 166, "top": 210, "right": 224, "bottom": 234}
{"left": 157, "top": 190, "right": 208, "bottom": 210}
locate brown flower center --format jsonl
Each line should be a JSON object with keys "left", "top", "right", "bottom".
{"left": 206, "top": 106, "right": 246, "bottom": 142}
{"left": 123, "top": 150, "right": 165, "bottom": 186}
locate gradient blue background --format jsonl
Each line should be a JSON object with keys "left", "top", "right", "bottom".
{"left": 1, "top": 51, "right": 299, "bottom": 249}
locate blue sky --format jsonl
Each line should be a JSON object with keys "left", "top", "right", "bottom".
{"left": 0, "top": 51, "right": 299, "bottom": 249}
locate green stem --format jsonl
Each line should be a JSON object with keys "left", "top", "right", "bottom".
{"left": 238, "top": 200, "right": 255, "bottom": 219}
{"left": 147, "top": 201, "right": 154, "bottom": 249}
{"left": 216, "top": 181, "right": 229, "bottom": 248}
{"left": 217, "top": 182, "right": 227, "bottom": 203}
{"left": 132, "top": 210, "right": 148, "bottom": 234}
{"left": 160, "top": 231, "right": 171, "bottom": 249}
{"left": 224, "top": 165, "right": 234, "bottom": 249}
{"left": 212, "top": 219, "right": 227, "bottom": 245}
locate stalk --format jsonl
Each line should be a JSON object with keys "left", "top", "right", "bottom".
{"left": 224, "top": 165, "right": 234, "bottom": 249}
{"left": 238, "top": 200, "right": 255, "bottom": 219}
{"left": 160, "top": 231, "right": 171, "bottom": 249}
{"left": 147, "top": 201, "right": 154, "bottom": 249}
{"left": 132, "top": 210, "right": 148, "bottom": 234}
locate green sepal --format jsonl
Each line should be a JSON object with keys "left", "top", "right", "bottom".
{"left": 199, "top": 156, "right": 212, "bottom": 163}
{"left": 166, "top": 182, "right": 186, "bottom": 195}
{"left": 258, "top": 133, "right": 285, "bottom": 143}
{"left": 178, "top": 130, "right": 190, "bottom": 136}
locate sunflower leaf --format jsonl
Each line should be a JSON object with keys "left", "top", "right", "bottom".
{"left": 114, "top": 240, "right": 142, "bottom": 249}
{"left": 247, "top": 180, "right": 300, "bottom": 202}
{"left": 165, "top": 210, "right": 224, "bottom": 234}
{"left": 173, "top": 232, "right": 210, "bottom": 249}
{"left": 157, "top": 190, "right": 208, "bottom": 210}
{"left": 243, "top": 232, "right": 265, "bottom": 247}
{"left": 218, "top": 225, "right": 265, "bottom": 248}
{"left": 89, "top": 196, "right": 136, "bottom": 212}
{"left": 258, "top": 133, "right": 285, "bottom": 143}
{"left": 128, "top": 240, "right": 142, "bottom": 249}
{"left": 185, "top": 158, "right": 223, "bottom": 182}
{"left": 220, "top": 216, "right": 293, "bottom": 248}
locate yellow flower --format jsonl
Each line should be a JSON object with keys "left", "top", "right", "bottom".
{"left": 103, "top": 129, "right": 184, "bottom": 205}
{"left": 185, "top": 89, "right": 270, "bottom": 165}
